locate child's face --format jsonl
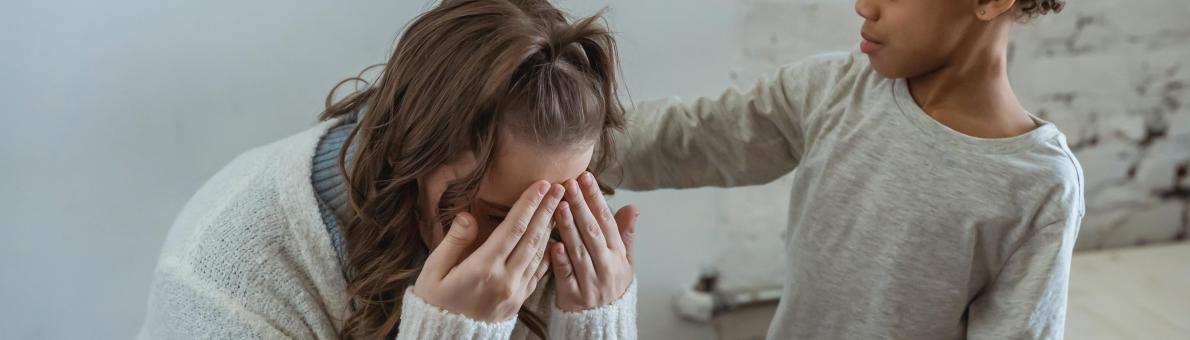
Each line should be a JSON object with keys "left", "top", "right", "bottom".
{"left": 855, "top": 0, "right": 978, "bottom": 78}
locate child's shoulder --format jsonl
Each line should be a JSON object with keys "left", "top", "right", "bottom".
{"left": 1017, "top": 131, "right": 1087, "bottom": 222}
{"left": 775, "top": 51, "right": 881, "bottom": 104}
{"left": 796, "top": 50, "right": 864, "bottom": 66}
{"left": 782, "top": 50, "right": 872, "bottom": 81}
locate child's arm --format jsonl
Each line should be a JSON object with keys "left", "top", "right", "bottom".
{"left": 966, "top": 217, "right": 1081, "bottom": 339}
{"left": 600, "top": 54, "right": 850, "bottom": 191}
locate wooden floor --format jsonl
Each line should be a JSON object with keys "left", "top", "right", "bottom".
{"left": 713, "top": 242, "right": 1190, "bottom": 340}
{"left": 1066, "top": 242, "right": 1190, "bottom": 340}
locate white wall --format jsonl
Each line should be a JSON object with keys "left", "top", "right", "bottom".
{"left": 0, "top": 0, "right": 739, "bottom": 338}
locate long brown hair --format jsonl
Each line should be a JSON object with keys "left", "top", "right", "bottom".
{"left": 318, "top": 0, "right": 624, "bottom": 338}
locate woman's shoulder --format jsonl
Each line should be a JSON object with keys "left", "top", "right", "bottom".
{"left": 141, "top": 140, "right": 348, "bottom": 339}
{"left": 163, "top": 121, "right": 335, "bottom": 249}
{"left": 150, "top": 120, "right": 348, "bottom": 309}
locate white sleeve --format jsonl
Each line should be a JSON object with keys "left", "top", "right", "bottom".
{"left": 395, "top": 288, "right": 518, "bottom": 340}
{"left": 547, "top": 280, "right": 638, "bottom": 340}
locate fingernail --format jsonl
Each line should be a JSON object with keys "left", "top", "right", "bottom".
{"left": 537, "top": 181, "right": 549, "bottom": 195}
{"left": 456, "top": 215, "right": 470, "bottom": 228}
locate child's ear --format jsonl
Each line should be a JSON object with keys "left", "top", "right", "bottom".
{"left": 975, "top": 0, "right": 1017, "bottom": 21}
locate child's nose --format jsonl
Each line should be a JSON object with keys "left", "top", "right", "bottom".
{"left": 854, "top": 0, "right": 879, "bottom": 21}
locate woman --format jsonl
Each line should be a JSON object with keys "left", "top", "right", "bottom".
{"left": 139, "top": 0, "right": 637, "bottom": 339}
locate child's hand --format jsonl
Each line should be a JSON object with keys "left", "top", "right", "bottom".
{"left": 413, "top": 181, "right": 563, "bottom": 322}
{"left": 550, "top": 172, "right": 638, "bottom": 311}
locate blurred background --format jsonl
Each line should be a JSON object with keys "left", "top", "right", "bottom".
{"left": 1, "top": 0, "right": 1186, "bottom": 339}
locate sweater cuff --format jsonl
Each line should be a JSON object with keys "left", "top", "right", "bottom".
{"left": 396, "top": 287, "right": 517, "bottom": 340}
{"left": 548, "top": 280, "right": 638, "bottom": 340}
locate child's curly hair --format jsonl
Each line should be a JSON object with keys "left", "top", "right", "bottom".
{"left": 1016, "top": 0, "right": 1064, "bottom": 18}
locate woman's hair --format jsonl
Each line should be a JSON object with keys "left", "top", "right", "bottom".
{"left": 1016, "top": 0, "right": 1064, "bottom": 19}
{"left": 318, "top": 0, "right": 624, "bottom": 338}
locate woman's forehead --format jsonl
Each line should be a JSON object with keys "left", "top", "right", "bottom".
{"left": 477, "top": 140, "right": 594, "bottom": 206}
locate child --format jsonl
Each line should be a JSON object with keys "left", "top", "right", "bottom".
{"left": 601, "top": 0, "right": 1083, "bottom": 338}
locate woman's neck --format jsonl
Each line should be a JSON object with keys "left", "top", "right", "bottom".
{"left": 907, "top": 23, "right": 1037, "bottom": 139}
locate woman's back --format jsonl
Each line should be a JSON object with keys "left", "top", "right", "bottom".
{"left": 139, "top": 119, "right": 349, "bottom": 339}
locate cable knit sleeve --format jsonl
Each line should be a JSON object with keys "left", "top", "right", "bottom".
{"left": 395, "top": 287, "right": 518, "bottom": 340}
{"left": 547, "top": 281, "right": 638, "bottom": 340}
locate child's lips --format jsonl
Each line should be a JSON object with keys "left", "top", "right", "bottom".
{"left": 860, "top": 33, "right": 883, "bottom": 54}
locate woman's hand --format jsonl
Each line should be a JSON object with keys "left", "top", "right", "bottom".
{"left": 550, "top": 172, "right": 638, "bottom": 311}
{"left": 413, "top": 181, "right": 563, "bottom": 322}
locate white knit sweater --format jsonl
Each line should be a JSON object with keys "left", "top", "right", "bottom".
{"left": 138, "top": 118, "right": 637, "bottom": 339}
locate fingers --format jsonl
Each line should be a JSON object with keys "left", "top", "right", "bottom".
{"left": 421, "top": 212, "right": 478, "bottom": 281}
{"left": 578, "top": 172, "right": 624, "bottom": 250}
{"left": 477, "top": 181, "right": 549, "bottom": 259}
{"left": 507, "top": 183, "right": 564, "bottom": 275}
{"left": 614, "top": 205, "right": 639, "bottom": 266}
{"left": 527, "top": 250, "right": 551, "bottom": 293}
{"left": 554, "top": 200, "right": 595, "bottom": 297}
{"left": 549, "top": 241, "right": 581, "bottom": 294}
{"left": 550, "top": 241, "right": 582, "bottom": 310}
{"left": 563, "top": 178, "right": 612, "bottom": 277}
